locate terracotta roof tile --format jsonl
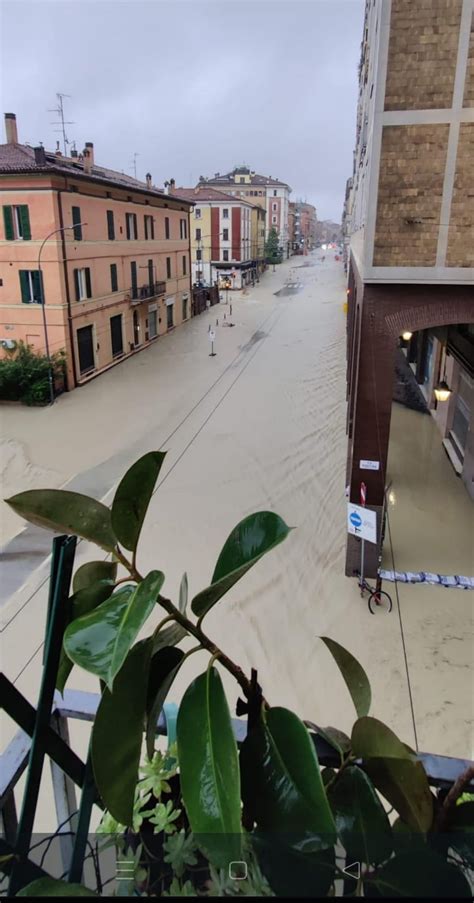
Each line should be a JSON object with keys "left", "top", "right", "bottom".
{"left": 0, "top": 143, "right": 192, "bottom": 203}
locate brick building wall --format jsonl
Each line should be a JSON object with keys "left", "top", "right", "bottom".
{"left": 463, "top": 10, "right": 474, "bottom": 104}
{"left": 446, "top": 122, "right": 474, "bottom": 266}
{"left": 384, "top": 0, "right": 463, "bottom": 111}
{"left": 373, "top": 124, "right": 449, "bottom": 267}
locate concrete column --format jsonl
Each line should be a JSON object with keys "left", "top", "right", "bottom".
{"left": 346, "top": 291, "right": 397, "bottom": 577}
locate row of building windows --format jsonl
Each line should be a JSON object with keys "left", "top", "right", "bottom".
{"left": 18, "top": 255, "right": 189, "bottom": 304}
{"left": 77, "top": 298, "right": 189, "bottom": 375}
{"left": 2, "top": 204, "right": 188, "bottom": 243}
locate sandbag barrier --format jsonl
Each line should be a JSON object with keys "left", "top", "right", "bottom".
{"left": 379, "top": 569, "right": 474, "bottom": 590}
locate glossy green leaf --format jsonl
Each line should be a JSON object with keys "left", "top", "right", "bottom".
{"left": 365, "top": 850, "right": 471, "bottom": 898}
{"left": 72, "top": 560, "right": 117, "bottom": 593}
{"left": 433, "top": 801, "right": 474, "bottom": 869}
{"left": 111, "top": 451, "right": 166, "bottom": 552}
{"left": 177, "top": 667, "right": 242, "bottom": 868}
{"left": 64, "top": 572, "right": 163, "bottom": 690}
{"left": 252, "top": 833, "right": 335, "bottom": 898}
{"left": 191, "top": 511, "right": 291, "bottom": 619}
{"left": 352, "top": 717, "right": 433, "bottom": 833}
{"left": 152, "top": 622, "right": 188, "bottom": 654}
{"left": 328, "top": 766, "right": 392, "bottom": 865}
{"left": 146, "top": 646, "right": 185, "bottom": 759}
{"left": 92, "top": 639, "right": 152, "bottom": 825}
{"left": 241, "top": 706, "right": 336, "bottom": 850}
{"left": 179, "top": 572, "right": 188, "bottom": 613}
{"left": 5, "top": 489, "right": 116, "bottom": 553}
{"left": 320, "top": 636, "right": 371, "bottom": 718}
{"left": 305, "top": 721, "right": 351, "bottom": 766}
{"left": 17, "top": 877, "right": 95, "bottom": 896}
{"left": 57, "top": 579, "right": 116, "bottom": 694}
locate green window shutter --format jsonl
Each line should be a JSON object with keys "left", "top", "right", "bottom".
{"left": 3, "top": 206, "right": 14, "bottom": 240}
{"left": 144, "top": 216, "right": 148, "bottom": 240}
{"left": 19, "top": 270, "right": 31, "bottom": 303}
{"left": 85, "top": 268, "right": 92, "bottom": 298}
{"left": 73, "top": 269, "right": 80, "bottom": 302}
{"left": 165, "top": 217, "right": 170, "bottom": 239}
{"left": 20, "top": 205, "right": 31, "bottom": 240}
{"left": 110, "top": 263, "right": 118, "bottom": 292}
{"left": 133, "top": 213, "right": 138, "bottom": 239}
{"left": 107, "top": 210, "right": 115, "bottom": 240}
{"left": 126, "top": 215, "right": 131, "bottom": 240}
{"left": 72, "top": 206, "right": 82, "bottom": 241}
{"left": 31, "top": 271, "right": 42, "bottom": 302}
{"left": 151, "top": 218, "right": 155, "bottom": 240}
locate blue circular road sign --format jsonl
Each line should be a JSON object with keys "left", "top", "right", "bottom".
{"left": 350, "top": 510, "right": 362, "bottom": 529}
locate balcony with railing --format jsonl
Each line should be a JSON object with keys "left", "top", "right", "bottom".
{"left": 129, "top": 281, "right": 166, "bottom": 304}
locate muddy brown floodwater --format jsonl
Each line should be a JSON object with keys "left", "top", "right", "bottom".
{"left": 1, "top": 251, "right": 472, "bottom": 831}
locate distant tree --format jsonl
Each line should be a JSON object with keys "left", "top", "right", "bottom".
{"left": 265, "top": 227, "right": 281, "bottom": 263}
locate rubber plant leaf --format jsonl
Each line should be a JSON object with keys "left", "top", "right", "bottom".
{"left": 111, "top": 451, "right": 166, "bottom": 552}
{"left": 5, "top": 489, "right": 116, "bottom": 553}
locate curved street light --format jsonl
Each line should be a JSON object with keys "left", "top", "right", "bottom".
{"left": 38, "top": 223, "right": 87, "bottom": 405}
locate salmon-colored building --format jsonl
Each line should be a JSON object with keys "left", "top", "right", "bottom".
{"left": 0, "top": 114, "right": 193, "bottom": 389}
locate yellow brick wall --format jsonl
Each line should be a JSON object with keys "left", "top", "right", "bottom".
{"left": 373, "top": 124, "right": 449, "bottom": 266}
{"left": 446, "top": 123, "right": 474, "bottom": 266}
{"left": 384, "top": 0, "right": 463, "bottom": 111}
{"left": 463, "top": 12, "right": 474, "bottom": 107}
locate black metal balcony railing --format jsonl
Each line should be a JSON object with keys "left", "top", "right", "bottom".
{"left": 130, "top": 281, "right": 166, "bottom": 303}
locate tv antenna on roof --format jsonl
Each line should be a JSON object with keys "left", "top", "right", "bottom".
{"left": 130, "top": 152, "right": 140, "bottom": 179}
{"left": 48, "top": 92, "right": 74, "bottom": 156}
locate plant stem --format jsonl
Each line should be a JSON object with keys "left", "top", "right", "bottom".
{"left": 114, "top": 552, "right": 253, "bottom": 700}
{"left": 324, "top": 753, "right": 356, "bottom": 791}
{"left": 157, "top": 594, "right": 253, "bottom": 699}
{"left": 434, "top": 763, "right": 474, "bottom": 831}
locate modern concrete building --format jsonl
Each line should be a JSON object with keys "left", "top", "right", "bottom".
{"left": 0, "top": 114, "right": 193, "bottom": 390}
{"left": 171, "top": 184, "right": 266, "bottom": 289}
{"left": 344, "top": 0, "right": 474, "bottom": 576}
{"left": 198, "top": 166, "right": 291, "bottom": 256}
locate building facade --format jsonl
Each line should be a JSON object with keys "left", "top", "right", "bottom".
{"left": 0, "top": 115, "right": 193, "bottom": 389}
{"left": 171, "top": 184, "right": 266, "bottom": 289}
{"left": 197, "top": 167, "right": 291, "bottom": 256}
{"left": 290, "top": 200, "right": 317, "bottom": 253}
{"left": 344, "top": 0, "right": 474, "bottom": 576}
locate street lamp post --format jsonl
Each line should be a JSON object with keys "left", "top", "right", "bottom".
{"left": 38, "top": 223, "right": 87, "bottom": 405}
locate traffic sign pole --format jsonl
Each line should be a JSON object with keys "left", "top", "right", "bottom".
{"left": 360, "top": 482, "right": 367, "bottom": 594}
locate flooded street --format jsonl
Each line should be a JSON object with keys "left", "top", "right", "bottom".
{"left": 2, "top": 251, "right": 472, "bottom": 829}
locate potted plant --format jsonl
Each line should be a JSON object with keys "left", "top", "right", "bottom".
{"left": 6, "top": 452, "right": 473, "bottom": 897}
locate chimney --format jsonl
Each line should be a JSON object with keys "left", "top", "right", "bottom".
{"left": 5, "top": 113, "right": 18, "bottom": 144}
{"left": 146, "top": 172, "right": 152, "bottom": 189}
{"left": 169, "top": 178, "right": 176, "bottom": 192}
{"left": 34, "top": 146, "right": 46, "bottom": 165}
{"left": 82, "top": 146, "right": 92, "bottom": 174}
{"left": 71, "top": 147, "right": 78, "bottom": 158}
{"left": 55, "top": 141, "right": 62, "bottom": 156}
{"left": 85, "top": 142, "right": 94, "bottom": 166}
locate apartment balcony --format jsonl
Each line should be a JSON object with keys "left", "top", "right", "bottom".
{"left": 129, "top": 281, "right": 166, "bottom": 305}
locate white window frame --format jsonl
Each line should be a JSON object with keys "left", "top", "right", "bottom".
{"left": 77, "top": 268, "right": 89, "bottom": 300}
{"left": 195, "top": 208, "right": 202, "bottom": 219}
{"left": 272, "top": 216, "right": 277, "bottom": 224}
{"left": 223, "top": 209, "right": 229, "bottom": 218}
{"left": 223, "top": 250, "right": 229, "bottom": 262}
{"left": 13, "top": 206, "right": 25, "bottom": 239}
{"left": 126, "top": 213, "right": 137, "bottom": 239}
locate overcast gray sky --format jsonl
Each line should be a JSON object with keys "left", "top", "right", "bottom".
{"left": 2, "top": 0, "right": 364, "bottom": 221}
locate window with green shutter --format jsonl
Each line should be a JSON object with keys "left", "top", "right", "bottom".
{"left": 107, "top": 210, "right": 115, "bottom": 240}
{"left": 19, "top": 206, "right": 31, "bottom": 240}
{"left": 110, "top": 263, "right": 118, "bottom": 292}
{"left": 72, "top": 206, "right": 82, "bottom": 241}
{"left": 3, "top": 206, "right": 14, "bottom": 240}
{"left": 3, "top": 205, "right": 31, "bottom": 240}
{"left": 19, "top": 269, "right": 42, "bottom": 303}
